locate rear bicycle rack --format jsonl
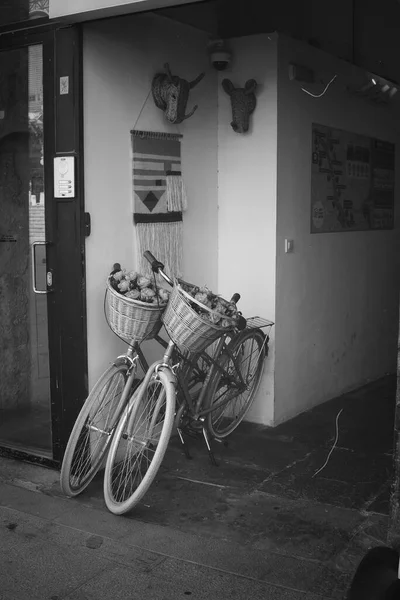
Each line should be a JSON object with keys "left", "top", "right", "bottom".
{"left": 245, "top": 316, "right": 274, "bottom": 329}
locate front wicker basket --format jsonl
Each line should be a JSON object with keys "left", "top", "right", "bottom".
{"left": 161, "top": 280, "right": 235, "bottom": 354}
{"left": 106, "top": 278, "right": 165, "bottom": 343}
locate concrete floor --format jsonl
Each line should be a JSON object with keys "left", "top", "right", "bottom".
{"left": 0, "top": 374, "right": 396, "bottom": 599}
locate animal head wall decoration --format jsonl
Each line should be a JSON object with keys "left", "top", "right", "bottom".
{"left": 152, "top": 63, "right": 205, "bottom": 125}
{"left": 222, "top": 78, "right": 258, "bottom": 133}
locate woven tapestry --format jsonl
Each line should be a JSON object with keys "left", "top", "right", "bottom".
{"left": 131, "top": 130, "right": 186, "bottom": 277}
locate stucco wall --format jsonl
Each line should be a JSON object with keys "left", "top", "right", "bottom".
{"left": 217, "top": 33, "right": 278, "bottom": 425}
{"left": 83, "top": 13, "right": 218, "bottom": 386}
{"left": 274, "top": 34, "right": 400, "bottom": 423}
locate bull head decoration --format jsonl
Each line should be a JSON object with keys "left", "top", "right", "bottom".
{"left": 152, "top": 63, "right": 205, "bottom": 124}
{"left": 222, "top": 78, "right": 258, "bottom": 133}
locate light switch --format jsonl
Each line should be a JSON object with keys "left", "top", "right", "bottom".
{"left": 285, "top": 239, "right": 294, "bottom": 253}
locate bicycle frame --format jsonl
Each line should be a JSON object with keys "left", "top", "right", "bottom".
{"left": 126, "top": 326, "right": 264, "bottom": 425}
{"left": 121, "top": 253, "right": 273, "bottom": 442}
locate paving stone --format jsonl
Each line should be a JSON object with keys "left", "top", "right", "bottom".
{"left": 0, "top": 481, "right": 75, "bottom": 520}
{"left": 63, "top": 559, "right": 329, "bottom": 600}
{"left": 0, "top": 519, "right": 115, "bottom": 600}
{"left": 260, "top": 449, "right": 392, "bottom": 511}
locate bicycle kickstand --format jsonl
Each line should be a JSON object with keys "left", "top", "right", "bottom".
{"left": 177, "top": 427, "right": 193, "bottom": 460}
{"left": 201, "top": 424, "right": 218, "bottom": 467}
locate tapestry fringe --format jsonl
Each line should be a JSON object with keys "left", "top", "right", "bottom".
{"left": 166, "top": 174, "right": 187, "bottom": 212}
{"left": 135, "top": 221, "right": 183, "bottom": 279}
{"left": 131, "top": 130, "right": 183, "bottom": 141}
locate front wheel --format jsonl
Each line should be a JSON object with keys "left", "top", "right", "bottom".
{"left": 206, "top": 328, "right": 267, "bottom": 439}
{"left": 103, "top": 367, "right": 175, "bottom": 515}
{"left": 60, "top": 363, "right": 132, "bottom": 497}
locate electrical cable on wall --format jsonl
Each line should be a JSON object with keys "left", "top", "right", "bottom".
{"left": 301, "top": 74, "right": 338, "bottom": 98}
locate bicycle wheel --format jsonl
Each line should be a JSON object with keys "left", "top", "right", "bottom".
{"left": 103, "top": 367, "right": 175, "bottom": 515}
{"left": 178, "top": 341, "right": 217, "bottom": 401}
{"left": 179, "top": 335, "right": 233, "bottom": 402}
{"left": 206, "top": 328, "right": 266, "bottom": 439}
{"left": 60, "top": 362, "right": 133, "bottom": 497}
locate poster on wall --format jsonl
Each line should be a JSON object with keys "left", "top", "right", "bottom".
{"left": 311, "top": 123, "right": 395, "bottom": 233}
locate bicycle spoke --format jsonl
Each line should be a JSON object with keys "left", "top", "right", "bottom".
{"left": 70, "top": 375, "right": 124, "bottom": 486}
{"left": 109, "top": 377, "right": 167, "bottom": 503}
{"left": 207, "top": 329, "right": 266, "bottom": 438}
{"left": 60, "top": 364, "right": 131, "bottom": 497}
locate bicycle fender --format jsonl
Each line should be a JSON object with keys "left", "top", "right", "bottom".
{"left": 157, "top": 365, "right": 176, "bottom": 386}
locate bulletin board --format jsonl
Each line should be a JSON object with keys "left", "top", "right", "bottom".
{"left": 311, "top": 123, "right": 395, "bottom": 233}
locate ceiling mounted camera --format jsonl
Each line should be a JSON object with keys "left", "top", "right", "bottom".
{"left": 207, "top": 39, "right": 232, "bottom": 71}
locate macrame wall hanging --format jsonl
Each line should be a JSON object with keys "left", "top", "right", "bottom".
{"left": 131, "top": 129, "right": 186, "bottom": 278}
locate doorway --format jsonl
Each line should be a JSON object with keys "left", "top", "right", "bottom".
{"left": 0, "top": 42, "right": 51, "bottom": 457}
{"left": 0, "top": 24, "right": 87, "bottom": 464}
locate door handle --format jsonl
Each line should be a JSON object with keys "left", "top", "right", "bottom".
{"left": 31, "top": 241, "right": 49, "bottom": 294}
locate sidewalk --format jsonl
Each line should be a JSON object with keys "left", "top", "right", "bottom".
{"left": 0, "top": 375, "right": 395, "bottom": 600}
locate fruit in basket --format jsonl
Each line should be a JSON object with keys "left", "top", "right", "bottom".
{"left": 113, "top": 270, "right": 125, "bottom": 282}
{"left": 158, "top": 288, "right": 170, "bottom": 303}
{"left": 180, "top": 279, "right": 240, "bottom": 327}
{"left": 125, "top": 289, "right": 140, "bottom": 300}
{"left": 194, "top": 291, "right": 212, "bottom": 307}
{"left": 137, "top": 276, "right": 151, "bottom": 289}
{"left": 110, "top": 267, "right": 170, "bottom": 305}
{"left": 180, "top": 280, "right": 199, "bottom": 296}
{"left": 140, "top": 287, "right": 156, "bottom": 302}
{"left": 117, "top": 280, "right": 130, "bottom": 293}
{"left": 127, "top": 270, "right": 138, "bottom": 282}
{"left": 213, "top": 300, "right": 226, "bottom": 314}
{"left": 207, "top": 311, "right": 221, "bottom": 324}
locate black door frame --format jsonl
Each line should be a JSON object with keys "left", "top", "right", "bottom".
{"left": 0, "top": 21, "right": 87, "bottom": 468}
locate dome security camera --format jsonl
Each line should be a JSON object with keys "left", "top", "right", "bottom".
{"left": 210, "top": 50, "right": 231, "bottom": 71}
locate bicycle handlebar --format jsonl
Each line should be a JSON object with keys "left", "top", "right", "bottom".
{"left": 111, "top": 263, "right": 121, "bottom": 275}
{"left": 143, "top": 250, "right": 174, "bottom": 286}
{"left": 229, "top": 293, "right": 246, "bottom": 329}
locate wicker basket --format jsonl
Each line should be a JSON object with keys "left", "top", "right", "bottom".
{"left": 162, "top": 280, "right": 236, "bottom": 354}
{"left": 106, "top": 278, "right": 165, "bottom": 343}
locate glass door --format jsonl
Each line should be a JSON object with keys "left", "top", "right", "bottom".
{"left": 0, "top": 42, "right": 52, "bottom": 457}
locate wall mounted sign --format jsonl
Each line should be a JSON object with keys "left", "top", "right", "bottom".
{"left": 311, "top": 123, "right": 395, "bottom": 233}
{"left": 0, "top": 235, "right": 17, "bottom": 242}
{"left": 59, "top": 76, "right": 69, "bottom": 95}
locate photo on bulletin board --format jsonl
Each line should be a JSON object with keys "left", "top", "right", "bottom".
{"left": 311, "top": 123, "right": 395, "bottom": 233}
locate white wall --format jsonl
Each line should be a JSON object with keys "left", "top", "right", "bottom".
{"left": 83, "top": 13, "right": 218, "bottom": 386}
{"left": 275, "top": 34, "right": 400, "bottom": 423}
{"left": 218, "top": 33, "right": 278, "bottom": 425}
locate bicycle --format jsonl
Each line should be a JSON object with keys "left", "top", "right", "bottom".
{"left": 103, "top": 251, "right": 274, "bottom": 515}
{"left": 59, "top": 259, "right": 245, "bottom": 497}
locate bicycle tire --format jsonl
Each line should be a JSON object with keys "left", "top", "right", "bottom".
{"left": 178, "top": 333, "right": 234, "bottom": 401}
{"left": 103, "top": 367, "right": 175, "bottom": 515}
{"left": 60, "top": 362, "right": 133, "bottom": 497}
{"left": 206, "top": 328, "right": 266, "bottom": 439}
{"left": 178, "top": 341, "right": 217, "bottom": 401}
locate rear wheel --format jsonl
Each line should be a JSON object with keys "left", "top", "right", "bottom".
{"left": 60, "top": 363, "right": 132, "bottom": 497}
{"left": 103, "top": 367, "right": 175, "bottom": 515}
{"left": 206, "top": 329, "right": 266, "bottom": 439}
{"left": 179, "top": 335, "right": 234, "bottom": 404}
